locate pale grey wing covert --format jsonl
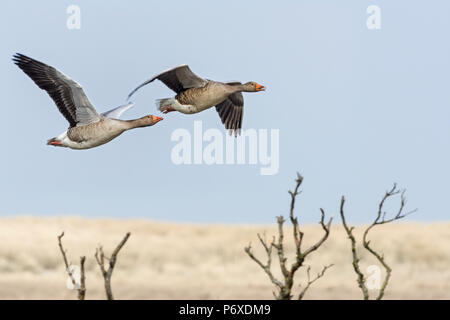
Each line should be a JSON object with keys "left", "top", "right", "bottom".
{"left": 101, "top": 103, "right": 134, "bottom": 119}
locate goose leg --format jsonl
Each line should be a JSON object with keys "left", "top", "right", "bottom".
{"left": 47, "top": 139, "right": 63, "bottom": 146}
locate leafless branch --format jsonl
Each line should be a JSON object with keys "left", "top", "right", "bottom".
{"left": 57, "top": 232, "right": 86, "bottom": 300}
{"left": 245, "top": 173, "right": 332, "bottom": 300}
{"left": 301, "top": 209, "right": 333, "bottom": 259}
{"left": 79, "top": 256, "right": 86, "bottom": 300}
{"left": 340, "top": 184, "right": 415, "bottom": 300}
{"left": 339, "top": 197, "right": 369, "bottom": 300}
{"left": 298, "top": 264, "right": 333, "bottom": 300}
{"left": 95, "top": 232, "right": 131, "bottom": 300}
{"left": 362, "top": 184, "right": 415, "bottom": 299}
{"left": 244, "top": 234, "right": 283, "bottom": 291}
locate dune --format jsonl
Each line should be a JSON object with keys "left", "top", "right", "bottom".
{"left": 0, "top": 216, "right": 448, "bottom": 300}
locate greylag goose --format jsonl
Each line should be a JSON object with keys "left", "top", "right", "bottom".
{"left": 13, "top": 54, "right": 163, "bottom": 150}
{"left": 127, "top": 65, "right": 265, "bottom": 135}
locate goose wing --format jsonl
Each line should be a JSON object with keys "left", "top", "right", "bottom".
{"left": 13, "top": 53, "right": 100, "bottom": 128}
{"left": 215, "top": 82, "right": 244, "bottom": 136}
{"left": 101, "top": 103, "right": 134, "bottom": 119}
{"left": 127, "top": 64, "right": 207, "bottom": 99}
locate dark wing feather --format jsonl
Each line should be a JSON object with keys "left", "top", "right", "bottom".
{"left": 127, "top": 65, "right": 207, "bottom": 100}
{"left": 215, "top": 83, "right": 244, "bottom": 136}
{"left": 13, "top": 53, "right": 99, "bottom": 127}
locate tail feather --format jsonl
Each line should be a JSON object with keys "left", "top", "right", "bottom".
{"left": 155, "top": 98, "right": 174, "bottom": 112}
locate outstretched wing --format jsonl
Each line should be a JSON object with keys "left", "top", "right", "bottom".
{"left": 13, "top": 53, "right": 100, "bottom": 127}
{"left": 215, "top": 82, "right": 244, "bottom": 136}
{"left": 101, "top": 103, "right": 134, "bottom": 119}
{"left": 127, "top": 64, "right": 207, "bottom": 100}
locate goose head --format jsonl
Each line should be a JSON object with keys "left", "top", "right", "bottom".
{"left": 146, "top": 115, "right": 163, "bottom": 126}
{"left": 242, "top": 81, "right": 266, "bottom": 92}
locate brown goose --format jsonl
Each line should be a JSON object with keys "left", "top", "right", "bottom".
{"left": 127, "top": 65, "right": 265, "bottom": 135}
{"left": 13, "top": 53, "right": 163, "bottom": 150}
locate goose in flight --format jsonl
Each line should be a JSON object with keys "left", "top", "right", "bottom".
{"left": 13, "top": 53, "right": 163, "bottom": 150}
{"left": 127, "top": 65, "right": 265, "bottom": 135}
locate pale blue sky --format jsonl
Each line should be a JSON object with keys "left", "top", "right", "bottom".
{"left": 1, "top": 1, "right": 449, "bottom": 223}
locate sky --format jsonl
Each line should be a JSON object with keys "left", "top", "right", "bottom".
{"left": 1, "top": 1, "right": 449, "bottom": 224}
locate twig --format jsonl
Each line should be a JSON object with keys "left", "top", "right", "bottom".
{"left": 300, "top": 209, "right": 333, "bottom": 259}
{"left": 298, "top": 264, "right": 333, "bottom": 300}
{"left": 57, "top": 232, "right": 86, "bottom": 300}
{"left": 288, "top": 173, "right": 303, "bottom": 256}
{"left": 245, "top": 234, "right": 283, "bottom": 292}
{"left": 95, "top": 232, "right": 131, "bottom": 300}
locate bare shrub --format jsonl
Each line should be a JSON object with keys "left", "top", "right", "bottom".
{"left": 57, "top": 231, "right": 131, "bottom": 300}
{"left": 95, "top": 232, "right": 131, "bottom": 300}
{"left": 245, "top": 173, "right": 333, "bottom": 300}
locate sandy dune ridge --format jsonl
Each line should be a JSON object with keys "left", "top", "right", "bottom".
{"left": 0, "top": 217, "right": 448, "bottom": 299}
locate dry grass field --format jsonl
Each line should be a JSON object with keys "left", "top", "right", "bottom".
{"left": 0, "top": 216, "right": 448, "bottom": 300}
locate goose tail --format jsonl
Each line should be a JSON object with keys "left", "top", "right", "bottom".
{"left": 155, "top": 98, "right": 175, "bottom": 112}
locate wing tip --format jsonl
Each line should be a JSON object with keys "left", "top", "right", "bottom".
{"left": 12, "top": 53, "right": 40, "bottom": 70}
{"left": 12, "top": 53, "right": 25, "bottom": 65}
{"left": 126, "top": 89, "right": 138, "bottom": 101}
{"left": 227, "top": 128, "right": 242, "bottom": 137}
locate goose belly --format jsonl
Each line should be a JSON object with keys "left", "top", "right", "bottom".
{"left": 66, "top": 122, "right": 125, "bottom": 150}
{"left": 194, "top": 90, "right": 229, "bottom": 109}
{"left": 65, "top": 132, "right": 123, "bottom": 150}
{"left": 176, "top": 86, "right": 230, "bottom": 113}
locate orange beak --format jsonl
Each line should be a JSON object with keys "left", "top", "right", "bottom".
{"left": 152, "top": 115, "right": 163, "bottom": 123}
{"left": 256, "top": 83, "right": 266, "bottom": 91}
